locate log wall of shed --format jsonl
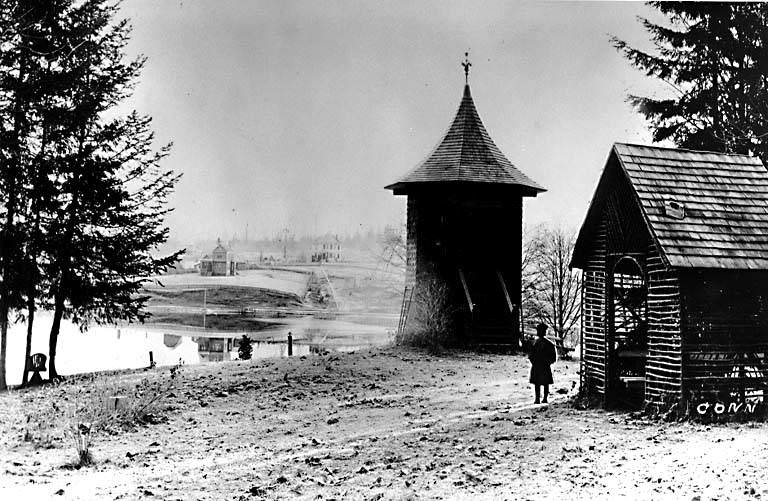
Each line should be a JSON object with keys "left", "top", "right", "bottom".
{"left": 645, "top": 247, "right": 682, "bottom": 407}
{"left": 581, "top": 213, "right": 607, "bottom": 398}
{"left": 680, "top": 271, "right": 768, "bottom": 402}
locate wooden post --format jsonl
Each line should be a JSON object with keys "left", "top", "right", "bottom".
{"left": 149, "top": 351, "right": 155, "bottom": 368}
{"left": 287, "top": 332, "right": 293, "bottom": 356}
{"left": 109, "top": 395, "right": 126, "bottom": 411}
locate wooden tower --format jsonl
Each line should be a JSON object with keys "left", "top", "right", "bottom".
{"left": 386, "top": 56, "right": 545, "bottom": 346}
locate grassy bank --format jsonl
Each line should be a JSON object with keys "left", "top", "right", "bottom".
{"left": 146, "top": 286, "right": 303, "bottom": 310}
{"left": 144, "top": 312, "right": 278, "bottom": 331}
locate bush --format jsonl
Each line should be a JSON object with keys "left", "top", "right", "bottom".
{"left": 396, "top": 275, "right": 456, "bottom": 351}
{"left": 66, "top": 421, "right": 95, "bottom": 467}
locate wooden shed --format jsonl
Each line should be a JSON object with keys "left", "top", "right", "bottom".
{"left": 386, "top": 76, "right": 544, "bottom": 346}
{"left": 571, "top": 143, "right": 768, "bottom": 413}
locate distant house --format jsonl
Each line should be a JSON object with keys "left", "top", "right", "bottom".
{"left": 312, "top": 235, "right": 342, "bottom": 263}
{"left": 199, "top": 238, "right": 237, "bottom": 276}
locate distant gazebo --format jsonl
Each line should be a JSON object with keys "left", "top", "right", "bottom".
{"left": 199, "top": 238, "right": 236, "bottom": 276}
{"left": 386, "top": 55, "right": 545, "bottom": 346}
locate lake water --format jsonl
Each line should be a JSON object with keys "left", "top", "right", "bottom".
{"left": 3, "top": 313, "right": 395, "bottom": 386}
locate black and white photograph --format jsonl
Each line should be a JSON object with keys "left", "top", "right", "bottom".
{"left": 1, "top": 1, "right": 768, "bottom": 499}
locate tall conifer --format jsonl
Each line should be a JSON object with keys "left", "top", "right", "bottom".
{"left": 0, "top": 1, "right": 181, "bottom": 385}
{"left": 613, "top": 3, "right": 768, "bottom": 160}
{"left": 43, "top": 0, "right": 182, "bottom": 379}
{"left": 0, "top": 0, "right": 63, "bottom": 389}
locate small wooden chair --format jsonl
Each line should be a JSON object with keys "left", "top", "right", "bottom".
{"left": 26, "top": 353, "right": 47, "bottom": 386}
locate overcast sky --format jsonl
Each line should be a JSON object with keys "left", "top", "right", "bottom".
{"left": 119, "top": 1, "right": 667, "bottom": 242}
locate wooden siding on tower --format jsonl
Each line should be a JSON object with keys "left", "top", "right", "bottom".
{"left": 406, "top": 197, "right": 418, "bottom": 289}
{"left": 404, "top": 189, "right": 525, "bottom": 346}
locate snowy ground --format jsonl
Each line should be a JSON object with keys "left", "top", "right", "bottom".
{"left": 1, "top": 347, "right": 767, "bottom": 500}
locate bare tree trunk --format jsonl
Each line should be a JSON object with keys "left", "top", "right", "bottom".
{"left": 0, "top": 169, "right": 17, "bottom": 390}
{"left": 48, "top": 291, "right": 65, "bottom": 380}
{"left": 46, "top": 47, "right": 91, "bottom": 380}
{"left": 22, "top": 91, "right": 49, "bottom": 387}
{"left": 0, "top": 305, "right": 7, "bottom": 390}
{"left": 21, "top": 293, "right": 34, "bottom": 386}
{"left": 554, "top": 330, "right": 568, "bottom": 359}
{"left": 0, "top": 48, "right": 32, "bottom": 390}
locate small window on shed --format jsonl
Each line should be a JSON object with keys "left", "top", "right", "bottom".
{"left": 663, "top": 200, "right": 685, "bottom": 219}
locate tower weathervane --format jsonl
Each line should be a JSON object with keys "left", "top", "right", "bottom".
{"left": 462, "top": 51, "right": 471, "bottom": 84}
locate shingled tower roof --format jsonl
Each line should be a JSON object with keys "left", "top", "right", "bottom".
{"left": 385, "top": 84, "right": 545, "bottom": 195}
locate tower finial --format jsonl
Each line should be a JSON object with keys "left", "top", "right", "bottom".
{"left": 461, "top": 51, "right": 472, "bottom": 84}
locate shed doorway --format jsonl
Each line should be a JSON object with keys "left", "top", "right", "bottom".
{"left": 608, "top": 256, "right": 648, "bottom": 408}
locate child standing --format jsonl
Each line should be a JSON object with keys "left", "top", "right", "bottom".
{"left": 529, "top": 323, "right": 557, "bottom": 404}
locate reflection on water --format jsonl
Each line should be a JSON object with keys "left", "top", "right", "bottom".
{"left": 197, "top": 337, "right": 235, "bottom": 362}
{"left": 197, "top": 328, "right": 392, "bottom": 363}
{"left": 197, "top": 340, "right": 314, "bottom": 363}
{"left": 164, "top": 334, "right": 183, "bottom": 348}
{"left": 5, "top": 316, "right": 200, "bottom": 386}
{"left": 3, "top": 312, "right": 395, "bottom": 386}
{"left": 256, "top": 316, "right": 395, "bottom": 346}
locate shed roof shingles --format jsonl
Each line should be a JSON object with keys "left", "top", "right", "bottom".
{"left": 385, "top": 85, "right": 544, "bottom": 193}
{"left": 614, "top": 143, "right": 768, "bottom": 270}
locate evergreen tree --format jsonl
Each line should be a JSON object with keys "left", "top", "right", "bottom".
{"left": 0, "top": 0, "right": 180, "bottom": 387}
{"left": 238, "top": 334, "right": 253, "bottom": 360}
{"left": 0, "top": 0, "right": 68, "bottom": 389}
{"left": 43, "top": 0, "right": 182, "bottom": 379}
{"left": 17, "top": 1, "right": 77, "bottom": 386}
{"left": 613, "top": 3, "right": 768, "bottom": 160}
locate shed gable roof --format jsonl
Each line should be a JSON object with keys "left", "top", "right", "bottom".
{"left": 573, "top": 143, "right": 768, "bottom": 270}
{"left": 385, "top": 85, "right": 544, "bottom": 194}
